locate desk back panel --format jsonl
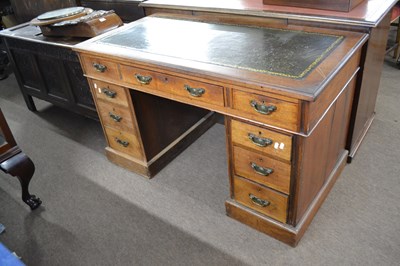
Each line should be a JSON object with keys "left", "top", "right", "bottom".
{"left": 130, "top": 90, "right": 209, "bottom": 160}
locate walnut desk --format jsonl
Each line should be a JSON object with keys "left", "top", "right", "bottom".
{"left": 74, "top": 15, "right": 367, "bottom": 246}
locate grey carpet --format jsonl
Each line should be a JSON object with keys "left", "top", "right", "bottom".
{"left": 0, "top": 59, "right": 399, "bottom": 265}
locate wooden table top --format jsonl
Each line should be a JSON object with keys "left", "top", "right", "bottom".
{"left": 141, "top": 0, "right": 398, "bottom": 27}
{"left": 98, "top": 17, "right": 343, "bottom": 79}
{"left": 74, "top": 15, "right": 368, "bottom": 100}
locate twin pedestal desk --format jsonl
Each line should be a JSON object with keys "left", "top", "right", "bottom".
{"left": 74, "top": 14, "right": 368, "bottom": 246}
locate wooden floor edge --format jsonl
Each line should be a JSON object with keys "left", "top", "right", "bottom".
{"left": 105, "top": 147, "right": 151, "bottom": 177}
{"left": 225, "top": 150, "right": 348, "bottom": 247}
{"left": 225, "top": 200, "right": 298, "bottom": 246}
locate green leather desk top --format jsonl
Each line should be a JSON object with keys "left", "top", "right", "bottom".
{"left": 98, "top": 17, "right": 343, "bottom": 79}
{"left": 74, "top": 15, "right": 367, "bottom": 100}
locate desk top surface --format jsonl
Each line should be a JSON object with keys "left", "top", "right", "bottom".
{"left": 141, "top": 0, "right": 397, "bottom": 27}
{"left": 75, "top": 15, "right": 368, "bottom": 100}
{"left": 99, "top": 17, "right": 343, "bottom": 79}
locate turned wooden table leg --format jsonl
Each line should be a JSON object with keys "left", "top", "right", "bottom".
{"left": 0, "top": 152, "right": 42, "bottom": 210}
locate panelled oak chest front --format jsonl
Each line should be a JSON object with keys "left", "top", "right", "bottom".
{"left": 74, "top": 14, "right": 368, "bottom": 246}
{"left": 0, "top": 24, "right": 97, "bottom": 119}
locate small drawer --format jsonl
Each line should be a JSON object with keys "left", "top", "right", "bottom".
{"left": 120, "top": 64, "right": 160, "bottom": 90}
{"left": 81, "top": 55, "right": 119, "bottom": 81}
{"left": 231, "top": 119, "right": 292, "bottom": 162}
{"left": 233, "top": 146, "right": 291, "bottom": 194}
{"left": 232, "top": 89, "right": 299, "bottom": 131}
{"left": 166, "top": 76, "right": 225, "bottom": 107}
{"left": 96, "top": 101, "right": 135, "bottom": 132}
{"left": 121, "top": 64, "right": 225, "bottom": 107}
{"left": 91, "top": 80, "right": 129, "bottom": 107}
{"left": 104, "top": 126, "right": 144, "bottom": 160}
{"left": 233, "top": 176, "right": 288, "bottom": 223}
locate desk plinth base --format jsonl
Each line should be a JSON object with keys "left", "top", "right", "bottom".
{"left": 106, "top": 112, "right": 217, "bottom": 178}
{"left": 347, "top": 113, "right": 375, "bottom": 163}
{"left": 226, "top": 150, "right": 348, "bottom": 247}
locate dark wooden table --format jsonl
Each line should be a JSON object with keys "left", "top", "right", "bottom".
{"left": 0, "top": 23, "right": 98, "bottom": 119}
{"left": 387, "top": 1, "right": 400, "bottom": 64}
{"left": 80, "top": 0, "right": 145, "bottom": 22}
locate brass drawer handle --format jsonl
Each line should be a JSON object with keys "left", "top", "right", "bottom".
{"left": 249, "top": 194, "right": 270, "bottom": 208}
{"left": 248, "top": 133, "right": 273, "bottom": 147}
{"left": 135, "top": 74, "right": 152, "bottom": 85}
{"left": 109, "top": 112, "right": 122, "bottom": 122}
{"left": 102, "top": 88, "right": 117, "bottom": 98}
{"left": 184, "top": 85, "right": 205, "bottom": 97}
{"left": 115, "top": 137, "right": 129, "bottom": 147}
{"left": 250, "top": 100, "right": 277, "bottom": 115}
{"left": 250, "top": 162, "right": 273, "bottom": 176}
{"left": 93, "top": 63, "right": 107, "bottom": 73}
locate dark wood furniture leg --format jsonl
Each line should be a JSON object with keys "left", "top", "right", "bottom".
{"left": 21, "top": 93, "right": 37, "bottom": 112}
{"left": 0, "top": 152, "right": 41, "bottom": 210}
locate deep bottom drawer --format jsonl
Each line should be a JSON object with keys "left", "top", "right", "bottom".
{"left": 104, "top": 126, "right": 145, "bottom": 160}
{"left": 233, "top": 176, "right": 288, "bottom": 223}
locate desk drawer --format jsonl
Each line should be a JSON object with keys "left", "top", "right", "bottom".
{"left": 104, "top": 126, "right": 144, "bottom": 160}
{"left": 231, "top": 119, "right": 292, "bottom": 162}
{"left": 81, "top": 55, "right": 119, "bottom": 81}
{"left": 96, "top": 100, "right": 135, "bottom": 132}
{"left": 121, "top": 64, "right": 225, "bottom": 107}
{"left": 91, "top": 80, "right": 129, "bottom": 107}
{"left": 233, "top": 176, "right": 288, "bottom": 223}
{"left": 232, "top": 89, "right": 299, "bottom": 131}
{"left": 120, "top": 64, "right": 160, "bottom": 90}
{"left": 233, "top": 146, "right": 291, "bottom": 194}
{"left": 167, "top": 77, "right": 224, "bottom": 107}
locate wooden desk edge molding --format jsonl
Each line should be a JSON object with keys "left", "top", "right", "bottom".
{"left": 73, "top": 15, "right": 368, "bottom": 246}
